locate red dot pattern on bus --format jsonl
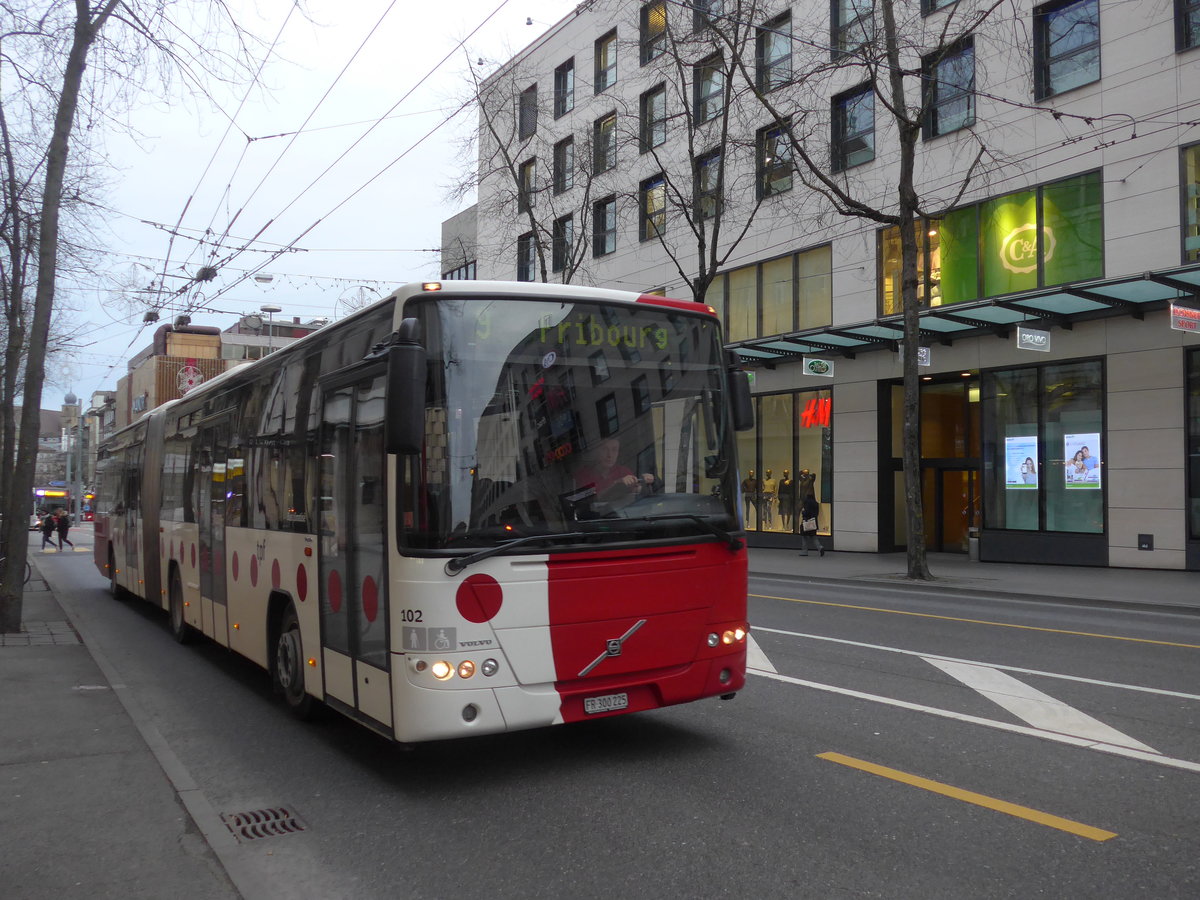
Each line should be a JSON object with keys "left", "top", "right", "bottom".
{"left": 250, "top": 554, "right": 259, "bottom": 587}
{"left": 271, "top": 560, "right": 281, "bottom": 591}
{"left": 456, "top": 573, "right": 504, "bottom": 624}
{"left": 296, "top": 564, "right": 308, "bottom": 602}
{"left": 232, "top": 552, "right": 239, "bottom": 580}
{"left": 362, "top": 576, "right": 378, "bottom": 622}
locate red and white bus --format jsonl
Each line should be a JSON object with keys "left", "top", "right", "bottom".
{"left": 94, "top": 281, "right": 753, "bottom": 742}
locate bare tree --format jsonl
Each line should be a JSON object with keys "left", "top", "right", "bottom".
{"left": 451, "top": 52, "right": 611, "bottom": 285}
{"left": 719, "top": 0, "right": 1019, "bottom": 579}
{"left": 0, "top": 0, "right": 260, "bottom": 632}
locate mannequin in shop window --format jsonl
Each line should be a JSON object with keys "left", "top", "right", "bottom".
{"left": 777, "top": 470, "right": 795, "bottom": 531}
{"left": 760, "top": 469, "right": 777, "bottom": 528}
{"left": 741, "top": 470, "right": 759, "bottom": 526}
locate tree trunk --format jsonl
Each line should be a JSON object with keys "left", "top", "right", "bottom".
{"left": 1, "top": 1, "right": 111, "bottom": 632}
{"left": 881, "top": 0, "right": 931, "bottom": 581}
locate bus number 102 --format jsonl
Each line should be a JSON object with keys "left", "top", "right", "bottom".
{"left": 399, "top": 609, "right": 423, "bottom": 623}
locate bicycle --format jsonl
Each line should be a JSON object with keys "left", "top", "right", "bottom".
{"left": 0, "top": 540, "right": 33, "bottom": 586}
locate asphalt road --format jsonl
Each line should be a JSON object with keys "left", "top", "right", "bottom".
{"left": 35, "top": 537, "right": 1200, "bottom": 899}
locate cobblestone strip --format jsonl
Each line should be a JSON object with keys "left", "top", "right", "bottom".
{"left": 0, "top": 620, "right": 82, "bottom": 646}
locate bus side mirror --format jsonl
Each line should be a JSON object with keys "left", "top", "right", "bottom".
{"left": 729, "top": 361, "right": 754, "bottom": 432}
{"left": 385, "top": 318, "right": 427, "bottom": 454}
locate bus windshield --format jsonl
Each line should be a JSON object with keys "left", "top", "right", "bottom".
{"left": 405, "top": 296, "right": 740, "bottom": 550}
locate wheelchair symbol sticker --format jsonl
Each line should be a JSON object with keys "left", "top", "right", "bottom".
{"left": 402, "top": 627, "right": 456, "bottom": 652}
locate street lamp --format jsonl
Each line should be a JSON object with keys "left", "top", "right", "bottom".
{"left": 260, "top": 304, "right": 282, "bottom": 353}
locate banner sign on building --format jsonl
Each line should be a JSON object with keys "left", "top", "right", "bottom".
{"left": 1063, "top": 433, "right": 1101, "bottom": 489}
{"left": 1004, "top": 434, "right": 1038, "bottom": 489}
{"left": 1016, "top": 326, "right": 1051, "bottom": 352}
{"left": 802, "top": 357, "right": 834, "bottom": 378}
{"left": 1169, "top": 303, "right": 1200, "bottom": 332}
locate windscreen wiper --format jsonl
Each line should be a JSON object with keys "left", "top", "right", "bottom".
{"left": 629, "top": 514, "right": 743, "bottom": 552}
{"left": 445, "top": 531, "right": 592, "bottom": 575}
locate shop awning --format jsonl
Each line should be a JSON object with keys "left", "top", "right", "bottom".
{"left": 730, "top": 262, "right": 1200, "bottom": 364}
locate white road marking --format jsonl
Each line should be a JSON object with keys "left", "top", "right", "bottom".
{"left": 746, "top": 633, "right": 777, "bottom": 673}
{"left": 752, "top": 625, "right": 1200, "bottom": 701}
{"left": 751, "top": 669, "right": 1200, "bottom": 774}
{"left": 924, "top": 658, "right": 1159, "bottom": 754}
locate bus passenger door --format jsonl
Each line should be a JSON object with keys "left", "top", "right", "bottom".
{"left": 318, "top": 371, "right": 391, "bottom": 729}
{"left": 196, "top": 419, "right": 231, "bottom": 638}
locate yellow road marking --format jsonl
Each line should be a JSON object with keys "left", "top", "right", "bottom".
{"left": 750, "top": 593, "right": 1200, "bottom": 650}
{"left": 817, "top": 752, "right": 1117, "bottom": 842}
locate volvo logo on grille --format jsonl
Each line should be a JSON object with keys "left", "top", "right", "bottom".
{"left": 580, "top": 620, "right": 647, "bottom": 676}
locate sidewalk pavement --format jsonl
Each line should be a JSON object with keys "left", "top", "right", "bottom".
{"left": 0, "top": 555, "right": 238, "bottom": 900}
{"left": 748, "top": 547, "right": 1200, "bottom": 613}
{"left": 1, "top": 547, "right": 1195, "bottom": 898}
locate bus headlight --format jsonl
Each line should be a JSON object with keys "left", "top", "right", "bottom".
{"left": 430, "top": 660, "right": 454, "bottom": 680}
{"left": 457, "top": 660, "right": 476, "bottom": 679}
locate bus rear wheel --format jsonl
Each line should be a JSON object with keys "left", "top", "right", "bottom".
{"left": 273, "top": 604, "right": 315, "bottom": 719}
{"left": 108, "top": 550, "right": 125, "bottom": 600}
{"left": 168, "top": 569, "right": 194, "bottom": 644}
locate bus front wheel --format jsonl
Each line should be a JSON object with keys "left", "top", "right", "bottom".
{"left": 273, "top": 605, "right": 315, "bottom": 719}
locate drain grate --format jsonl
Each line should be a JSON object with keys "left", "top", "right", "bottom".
{"left": 220, "top": 806, "right": 307, "bottom": 842}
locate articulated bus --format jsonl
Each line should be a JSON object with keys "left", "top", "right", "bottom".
{"left": 94, "top": 281, "right": 753, "bottom": 743}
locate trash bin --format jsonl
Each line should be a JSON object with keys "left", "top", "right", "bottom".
{"left": 968, "top": 527, "right": 980, "bottom": 562}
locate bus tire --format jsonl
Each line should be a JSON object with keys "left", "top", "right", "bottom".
{"left": 273, "top": 604, "right": 316, "bottom": 720}
{"left": 168, "top": 568, "right": 195, "bottom": 644}
{"left": 108, "top": 549, "right": 125, "bottom": 600}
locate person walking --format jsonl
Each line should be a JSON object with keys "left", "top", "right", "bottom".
{"left": 40, "top": 512, "right": 57, "bottom": 551}
{"left": 798, "top": 494, "right": 824, "bottom": 557}
{"left": 55, "top": 509, "right": 74, "bottom": 551}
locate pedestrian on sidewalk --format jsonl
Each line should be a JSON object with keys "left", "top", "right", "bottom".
{"left": 798, "top": 494, "right": 824, "bottom": 557}
{"left": 40, "top": 511, "right": 57, "bottom": 550}
{"left": 55, "top": 509, "right": 74, "bottom": 551}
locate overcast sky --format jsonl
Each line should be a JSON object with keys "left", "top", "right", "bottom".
{"left": 58, "top": 0, "right": 570, "bottom": 406}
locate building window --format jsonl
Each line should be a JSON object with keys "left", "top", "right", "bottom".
{"left": 694, "top": 54, "right": 724, "bottom": 123}
{"left": 595, "top": 30, "right": 617, "bottom": 93}
{"left": 879, "top": 170, "right": 1103, "bottom": 314}
{"left": 1179, "top": 0, "right": 1200, "bottom": 50}
{"left": 831, "top": 84, "right": 874, "bottom": 172}
{"left": 594, "top": 112, "right": 617, "bottom": 174}
{"left": 640, "top": 174, "right": 666, "bottom": 241}
{"left": 924, "top": 39, "right": 975, "bottom": 138}
{"left": 695, "top": 150, "right": 721, "bottom": 220}
{"left": 756, "top": 13, "right": 791, "bottom": 92}
{"left": 442, "top": 261, "right": 476, "bottom": 280}
{"left": 1184, "top": 143, "right": 1200, "bottom": 261}
{"left": 722, "top": 245, "right": 833, "bottom": 343}
{"left": 517, "top": 158, "right": 535, "bottom": 212}
{"left": 692, "top": 0, "right": 723, "bottom": 31}
{"left": 640, "top": 85, "right": 667, "bottom": 152}
{"left": 1187, "top": 349, "right": 1200, "bottom": 541}
{"left": 553, "top": 59, "right": 575, "bottom": 118}
{"left": 641, "top": 1, "right": 666, "bottom": 64}
{"left": 518, "top": 84, "right": 538, "bottom": 139}
{"left": 757, "top": 121, "right": 792, "bottom": 198}
{"left": 737, "top": 388, "right": 833, "bottom": 535}
{"left": 553, "top": 137, "right": 574, "bottom": 194}
{"left": 552, "top": 215, "right": 573, "bottom": 273}
{"left": 982, "top": 359, "right": 1104, "bottom": 534}
{"left": 1035, "top": 0, "right": 1100, "bottom": 99}
{"left": 597, "top": 394, "right": 620, "bottom": 437}
{"left": 517, "top": 232, "right": 536, "bottom": 281}
{"left": 593, "top": 196, "right": 617, "bottom": 256}
{"left": 834, "top": 0, "right": 874, "bottom": 57}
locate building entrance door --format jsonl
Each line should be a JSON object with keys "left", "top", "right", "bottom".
{"left": 885, "top": 377, "right": 980, "bottom": 552}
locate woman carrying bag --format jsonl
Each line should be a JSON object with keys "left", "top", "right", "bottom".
{"left": 798, "top": 494, "right": 824, "bottom": 557}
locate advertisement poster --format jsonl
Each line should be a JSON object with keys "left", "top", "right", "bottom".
{"left": 1004, "top": 435, "right": 1039, "bottom": 489}
{"left": 1063, "top": 433, "right": 1102, "bottom": 488}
